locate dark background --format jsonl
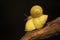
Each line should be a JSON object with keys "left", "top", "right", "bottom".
{"left": 0, "top": 0, "right": 60, "bottom": 40}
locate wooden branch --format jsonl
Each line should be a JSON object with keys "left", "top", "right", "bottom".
{"left": 20, "top": 17, "right": 60, "bottom": 40}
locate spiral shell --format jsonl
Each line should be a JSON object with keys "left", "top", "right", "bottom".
{"left": 30, "top": 5, "right": 43, "bottom": 18}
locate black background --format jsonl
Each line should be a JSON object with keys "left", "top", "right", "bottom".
{"left": 0, "top": 0, "right": 60, "bottom": 40}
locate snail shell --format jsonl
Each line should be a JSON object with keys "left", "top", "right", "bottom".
{"left": 25, "top": 19, "right": 36, "bottom": 31}
{"left": 30, "top": 5, "right": 43, "bottom": 18}
{"left": 25, "top": 5, "right": 48, "bottom": 31}
{"left": 25, "top": 15, "right": 48, "bottom": 31}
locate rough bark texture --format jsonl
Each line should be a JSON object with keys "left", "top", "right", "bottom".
{"left": 20, "top": 17, "right": 60, "bottom": 40}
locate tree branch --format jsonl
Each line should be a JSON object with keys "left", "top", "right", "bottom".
{"left": 20, "top": 17, "right": 60, "bottom": 40}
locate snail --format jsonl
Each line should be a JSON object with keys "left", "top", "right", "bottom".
{"left": 25, "top": 5, "right": 48, "bottom": 31}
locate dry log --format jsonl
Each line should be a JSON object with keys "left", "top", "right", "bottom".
{"left": 20, "top": 17, "right": 60, "bottom": 40}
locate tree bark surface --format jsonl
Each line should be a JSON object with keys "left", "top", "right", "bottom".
{"left": 20, "top": 17, "right": 60, "bottom": 40}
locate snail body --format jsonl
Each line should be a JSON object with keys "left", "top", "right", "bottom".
{"left": 25, "top": 5, "right": 48, "bottom": 31}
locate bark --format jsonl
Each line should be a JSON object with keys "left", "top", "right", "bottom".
{"left": 20, "top": 17, "right": 60, "bottom": 40}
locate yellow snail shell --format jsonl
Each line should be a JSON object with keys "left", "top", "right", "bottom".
{"left": 25, "top": 5, "right": 48, "bottom": 31}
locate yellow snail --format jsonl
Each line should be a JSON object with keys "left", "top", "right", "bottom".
{"left": 25, "top": 5, "right": 48, "bottom": 31}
